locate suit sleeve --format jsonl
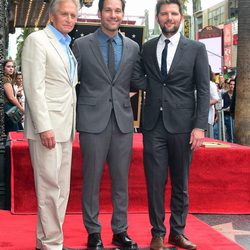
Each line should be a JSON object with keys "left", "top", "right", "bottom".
{"left": 22, "top": 34, "right": 53, "bottom": 133}
{"left": 194, "top": 43, "right": 210, "bottom": 130}
{"left": 72, "top": 40, "right": 81, "bottom": 82}
{"left": 130, "top": 44, "right": 147, "bottom": 91}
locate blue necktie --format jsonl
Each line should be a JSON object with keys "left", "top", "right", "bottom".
{"left": 161, "top": 39, "right": 170, "bottom": 81}
{"left": 108, "top": 38, "right": 116, "bottom": 79}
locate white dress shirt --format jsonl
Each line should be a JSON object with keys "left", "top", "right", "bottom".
{"left": 208, "top": 81, "right": 220, "bottom": 125}
{"left": 157, "top": 32, "right": 181, "bottom": 73}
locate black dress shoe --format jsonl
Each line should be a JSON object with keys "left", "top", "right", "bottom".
{"left": 87, "top": 233, "right": 103, "bottom": 250}
{"left": 112, "top": 231, "right": 138, "bottom": 249}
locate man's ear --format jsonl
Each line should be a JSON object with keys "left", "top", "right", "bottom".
{"left": 155, "top": 15, "right": 159, "bottom": 24}
{"left": 97, "top": 10, "right": 101, "bottom": 19}
{"left": 49, "top": 13, "right": 53, "bottom": 24}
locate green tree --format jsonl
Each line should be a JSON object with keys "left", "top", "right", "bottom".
{"left": 181, "top": 0, "right": 189, "bottom": 15}
{"left": 15, "top": 28, "right": 36, "bottom": 68}
{"left": 234, "top": 0, "right": 250, "bottom": 145}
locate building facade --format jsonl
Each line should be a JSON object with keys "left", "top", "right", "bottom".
{"left": 193, "top": 0, "right": 238, "bottom": 70}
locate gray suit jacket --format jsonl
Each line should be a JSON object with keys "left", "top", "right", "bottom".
{"left": 141, "top": 34, "right": 210, "bottom": 133}
{"left": 73, "top": 28, "right": 146, "bottom": 134}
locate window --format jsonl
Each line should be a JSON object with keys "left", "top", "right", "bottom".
{"left": 208, "top": 6, "right": 225, "bottom": 26}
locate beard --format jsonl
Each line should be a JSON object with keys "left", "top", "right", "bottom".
{"left": 160, "top": 23, "right": 180, "bottom": 36}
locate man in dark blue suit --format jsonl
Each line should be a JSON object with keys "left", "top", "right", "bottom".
{"left": 141, "top": 1, "right": 210, "bottom": 249}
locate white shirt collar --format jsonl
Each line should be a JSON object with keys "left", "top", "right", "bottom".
{"left": 159, "top": 32, "right": 181, "bottom": 46}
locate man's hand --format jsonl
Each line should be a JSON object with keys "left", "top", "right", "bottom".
{"left": 189, "top": 128, "right": 205, "bottom": 150}
{"left": 39, "top": 130, "right": 56, "bottom": 150}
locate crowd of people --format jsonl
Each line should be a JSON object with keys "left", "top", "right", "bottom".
{"left": 1, "top": 0, "right": 237, "bottom": 250}
{"left": 212, "top": 71, "right": 236, "bottom": 142}
{"left": 3, "top": 59, "right": 25, "bottom": 134}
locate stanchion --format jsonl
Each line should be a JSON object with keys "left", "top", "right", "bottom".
{"left": 230, "top": 116, "right": 234, "bottom": 143}
{"left": 215, "top": 99, "right": 226, "bottom": 141}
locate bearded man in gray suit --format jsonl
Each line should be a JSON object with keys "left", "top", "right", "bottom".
{"left": 140, "top": 1, "right": 210, "bottom": 250}
{"left": 72, "top": 0, "right": 145, "bottom": 249}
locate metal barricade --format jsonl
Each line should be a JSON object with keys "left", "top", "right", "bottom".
{"left": 215, "top": 98, "right": 226, "bottom": 141}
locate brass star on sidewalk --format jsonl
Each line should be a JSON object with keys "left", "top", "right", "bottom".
{"left": 213, "top": 222, "right": 250, "bottom": 241}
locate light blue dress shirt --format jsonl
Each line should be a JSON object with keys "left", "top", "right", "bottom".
{"left": 97, "top": 28, "right": 123, "bottom": 73}
{"left": 48, "top": 24, "right": 75, "bottom": 82}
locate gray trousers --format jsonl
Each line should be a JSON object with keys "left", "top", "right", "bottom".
{"left": 79, "top": 112, "right": 133, "bottom": 234}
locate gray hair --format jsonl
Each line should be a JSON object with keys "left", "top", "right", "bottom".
{"left": 49, "top": 0, "right": 80, "bottom": 14}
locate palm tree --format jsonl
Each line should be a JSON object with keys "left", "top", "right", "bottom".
{"left": 181, "top": 0, "right": 189, "bottom": 14}
{"left": 15, "top": 28, "right": 36, "bottom": 69}
{"left": 234, "top": 0, "right": 250, "bottom": 145}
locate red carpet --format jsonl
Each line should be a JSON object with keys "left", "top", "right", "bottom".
{"left": 9, "top": 132, "right": 250, "bottom": 214}
{"left": 0, "top": 210, "right": 245, "bottom": 250}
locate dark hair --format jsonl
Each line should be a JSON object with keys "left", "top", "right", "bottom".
{"left": 229, "top": 79, "right": 236, "bottom": 85}
{"left": 209, "top": 65, "right": 214, "bottom": 81}
{"left": 3, "top": 59, "right": 15, "bottom": 79}
{"left": 98, "top": 0, "right": 126, "bottom": 12}
{"left": 156, "top": 0, "right": 182, "bottom": 16}
{"left": 16, "top": 71, "right": 22, "bottom": 77}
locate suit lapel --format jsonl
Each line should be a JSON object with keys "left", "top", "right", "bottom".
{"left": 114, "top": 34, "right": 128, "bottom": 82}
{"left": 44, "top": 27, "right": 71, "bottom": 84}
{"left": 144, "top": 36, "right": 162, "bottom": 81}
{"left": 152, "top": 36, "right": 162, "bottom": 79}
{"left": 89, "top": 30, "right": 111, "bottom": 79}
{"left": 168, "top": 35, "right": 187, "bottom": 75}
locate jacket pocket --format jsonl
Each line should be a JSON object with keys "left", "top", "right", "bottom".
{"left": 176, "top": 103, "right": 194, "bottom": 109}
{"left": 47, "top": 102, "right": 62, "bottom": 111}
{"left": 123, "top": 101, "right": 131, "bottom": 108}
{"left": 78, "top": 97, "right": 96, "bottom": 106}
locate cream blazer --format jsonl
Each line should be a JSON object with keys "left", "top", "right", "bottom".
{"left": 22, "top": 26, "right": 78, "bottom": 142}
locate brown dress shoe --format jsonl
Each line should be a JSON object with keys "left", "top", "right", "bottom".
{"left": 35, "top": 247, "right": 70, "bottom": 250}
{"left": 168, "top": 234, "right": 197, "bottom": 249}
{"left": 150, "top": 236, "right": 165, "bottom": 250}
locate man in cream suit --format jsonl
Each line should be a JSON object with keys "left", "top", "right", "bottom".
{"left": 22, "top": 0, "right": 78, "bottom": 249}
{"left": 73, "top": 0, "right": 145, "bottom": 249}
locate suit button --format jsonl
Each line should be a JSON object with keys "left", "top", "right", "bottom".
{"left": 163, "top": 84, "right": 166, "bottom": 87}
{"left": 109, "top": 99, "right": 112, "bottom": 102}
